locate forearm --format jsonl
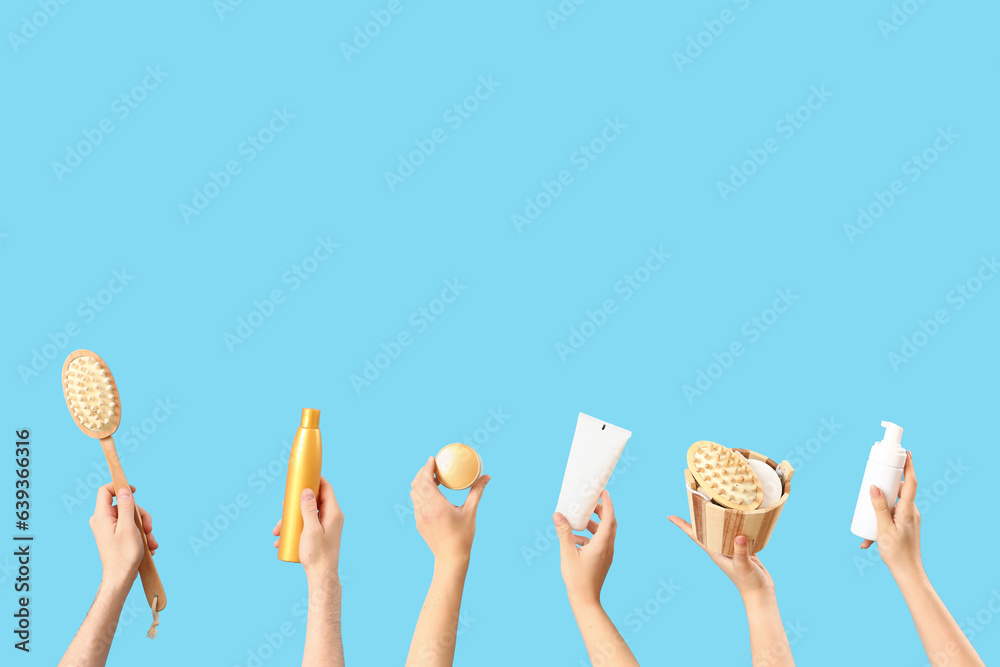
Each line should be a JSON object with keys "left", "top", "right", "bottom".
{"left": 569, "top": 599, "right": 639, "bottom": 667}
{"left": 58, "top": 580, "right": 129, "bottom": 667}
{"left": 405, "top": 556, "right": 469, "bottom": 667}
{"left": 894, "top": 567, "right": 985, "bottom": 667}
{"left": 302, "top": 577, "right": 344, "bottom": 667}
{"left": 743, "top": 590, "right": 794, "bottom": 667}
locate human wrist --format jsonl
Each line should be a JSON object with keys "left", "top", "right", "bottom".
{"left": 307, "top": 574, "right": 342, "bottom": 614}
{"left": 890, "top": 560, "right": 929, "bottom": 592}
{"left": 567, "top": 590, "right": 602, "bottom": 612}
{"left": 306, "top": 570, "right": 341, "bottom": 594}
{"left": 740, "top": 586, "right": 777, "bottom": 611}
{"left": 97, "top": 576, "right": 132, "bottom": 606}
{"left": 434, "top": 551, "right": 471, "bottom": 575}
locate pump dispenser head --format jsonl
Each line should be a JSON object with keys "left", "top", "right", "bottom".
{"left": 868, "top": 420, "right": 907, "bottom": 469}
{"left": 879, "top": 421, "right": 903, "bottom": 447}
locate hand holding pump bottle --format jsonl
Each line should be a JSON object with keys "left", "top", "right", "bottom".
{"left": 851, "top": 420, "right": 907, "bottom": 542}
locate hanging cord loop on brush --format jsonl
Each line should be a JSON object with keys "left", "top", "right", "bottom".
{"left": 146, "top": 595, "right": 159, "bottom": 639}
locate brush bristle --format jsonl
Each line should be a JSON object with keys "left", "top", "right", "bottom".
{"left": 64, "top": 356, "right": 119, "bottom": 432}
{"left": 689, "top": 441, "right": 762, "bottom": 509}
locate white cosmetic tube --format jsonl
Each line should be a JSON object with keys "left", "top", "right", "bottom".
{"left": 555, "top": 413, "right": 632, "bottom": 530}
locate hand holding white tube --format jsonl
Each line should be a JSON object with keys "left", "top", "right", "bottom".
{"left": 554, "top": 491, "right": 639, "bottom": 667}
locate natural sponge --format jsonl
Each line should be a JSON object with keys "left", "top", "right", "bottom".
{"left": 744, "top": 456, "right": 782, "bottom": 509}
{"left": 686, "top": 440, "right": 763, "bottom": 510}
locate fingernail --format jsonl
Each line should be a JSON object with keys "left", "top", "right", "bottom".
{"left": 301, "top": 488, "right": 315, "bottom": 501}
{"left": 735, "top": 535, "right": 747, "bottom": 546}
{"left": 553, "top": 513, "right": 564, "bottom": 525}
{"left": 118, "top": 488, "right": 131, "bottom": 499}
{"left": 869, "top": 485, "right": 881, "bottom": 498}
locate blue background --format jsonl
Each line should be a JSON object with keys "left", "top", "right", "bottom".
{"left": 3, "top": 0, "right": 999, "bottom": 665}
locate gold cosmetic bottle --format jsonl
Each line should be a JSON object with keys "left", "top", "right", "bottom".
{"left": 278, "top": 408, "right": 322, "bottom": 563}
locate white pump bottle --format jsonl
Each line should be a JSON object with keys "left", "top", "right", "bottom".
{"left": 850, "top": 421, "right": 907, "bottom": 542}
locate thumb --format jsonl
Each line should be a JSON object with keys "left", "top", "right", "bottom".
{"left": 114, "top": 487, "right": 136, "bottom": 536}
{"left": 463, "top": 475, "right": 490, "bottom": 514}
{"left": 732, "top": 535, "right": 752, "bottom": 572}
{"left": 299, "top": 488, "right": 321, "bottom": 532}
{"left": 868, "top": 485, "right": 895, "bottom": 539}
{"left": 552, "top": 512, "right": 576, "bottom": 558}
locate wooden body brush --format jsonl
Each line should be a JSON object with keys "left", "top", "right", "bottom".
{"left": 61, "top": 349, "right": 166, "bottom": 635}
{"left": 687, "top": 440, "right": 763, "bottom": 509}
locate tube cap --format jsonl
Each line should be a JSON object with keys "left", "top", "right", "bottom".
{"left": 301, "top": 408, "right": 320, "bottom": 429}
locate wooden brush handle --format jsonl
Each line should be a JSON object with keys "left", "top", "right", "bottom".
{"left": 100, "top": 437, "right": 166, "bottom": 611}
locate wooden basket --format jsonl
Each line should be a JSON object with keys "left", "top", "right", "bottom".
{"left": 684, "top": 448, "right": 794, "bottom": 556}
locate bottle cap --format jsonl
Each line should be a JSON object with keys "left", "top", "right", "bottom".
{"left": 870, "top": 420, "right": 906, "bottom": 467}
{"left": 879, "top": 421, "right": 903, "bottom": 447}
{"left": 434, "top": 443, "right": 482, "bottom": 490}
{"left": 301, "top": 408, "right": 320, "bottom": 429}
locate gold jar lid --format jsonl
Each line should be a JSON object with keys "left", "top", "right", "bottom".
{"left": 434, "top": 443, "right": 482, "bottom": 490}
